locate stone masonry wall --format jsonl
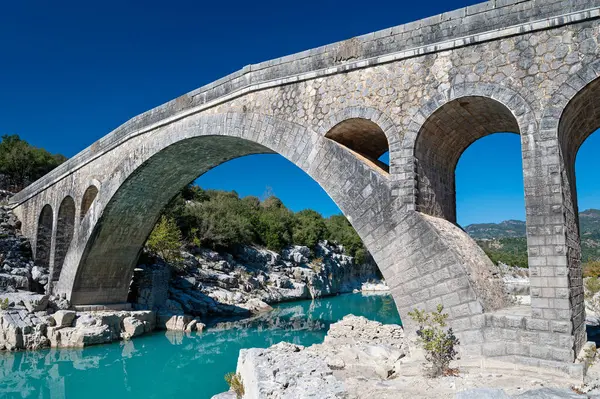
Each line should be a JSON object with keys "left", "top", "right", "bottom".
{"left": 9, "top": 0, "right": 600, "bottom": 367}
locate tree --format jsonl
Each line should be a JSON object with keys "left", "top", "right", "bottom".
{"left": 146, "top": 216, "right": 182, "bottom": 265}
{"left": 182, "top": 195, "right": 255, "bottom": 249}
{"left": 293, "top": 209, "right": 327, "bottom": 249}
{"left": 255, "top": 206, "right": 294, "bottom": 251}
{"left": 0, "top": 134, "right": 67, "bottom": 192}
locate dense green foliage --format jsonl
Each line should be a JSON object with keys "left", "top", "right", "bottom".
{"left": 584, "top": 261, "right": 600, "bottom": 278}
{"left": 477, "top": 237, "right": 529, "bottom": 268}
{"left": 0, "top": 134, "right": 67, "bottom": 192}
{"left": 155, "top": 185, "right": 369, "bottom": 261}
{"left": 146, "top": 216, "right": 183, "bottom": 265}
{"left": 408, "top": 305, "right": 459, "bottom": 377}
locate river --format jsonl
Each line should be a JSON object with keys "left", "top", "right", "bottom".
{"left": 0, "top": 293, "right": 401, "bottom": 399}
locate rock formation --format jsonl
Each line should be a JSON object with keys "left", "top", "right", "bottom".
{"left": 0, "top": 204, "right": 385, "bottom": 352}
{"left": 0, "top": 206, "right": 48, "bottom": 293}
{"left": 213, "top": 315, "right": 407, "bottom": 399}
{"left": 129, "top": 241, "right": 385, "bottom": 321}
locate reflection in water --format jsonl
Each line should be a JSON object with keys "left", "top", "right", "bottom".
{"left": 0, "top": 293, "right": 400, "bottom": 399}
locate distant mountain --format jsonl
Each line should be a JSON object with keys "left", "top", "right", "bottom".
{"left": 580, "top": 209, "right": 600, "bottom": 236}
{"left": 466, "top": 209, "right": 600, "bottom": 265}
{"left": 464, "top": 220, "right": 526, "bottom": 240}
{"left": 465, "top": 209, "right": 600, "bottom": 240}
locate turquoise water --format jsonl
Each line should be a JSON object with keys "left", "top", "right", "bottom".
{"left": 0, "top": 293, "right": 400, "bottom": 399}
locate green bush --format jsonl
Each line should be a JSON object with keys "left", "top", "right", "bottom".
{"left": 224, "top": 372, "right": 244, "bottom": 399}
{"left": 0, "top": 298, "right": 9, "bottom": 310}
{"left": 408, "top": 305, "right": 460, "bottom": 377}
{"left": 586, "top": 277, "right": 600, "bottom": 299}
{"left": 584, "top": 261, "right": 600, "bottom": 278}
{"left": 255, "top": 207, "right": 294, "bottom": 251}
{"left": 146, "top": 216, "right": 183, "bottom": 266}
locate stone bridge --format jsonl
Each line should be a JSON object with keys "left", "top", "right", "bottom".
{"left": 10, "top": 0, "right": 600, "bottom": 374}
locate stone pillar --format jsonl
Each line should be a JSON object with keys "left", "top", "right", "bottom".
{"left": 522, "top": 125, "right": 583, "bottom": 362}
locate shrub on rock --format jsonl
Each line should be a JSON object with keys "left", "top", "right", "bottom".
{"left": 408, "top": 304, "right": 459, "bottom": 377}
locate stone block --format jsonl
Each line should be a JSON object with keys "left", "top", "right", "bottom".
{"left": 482, "top": 342, "right": 506, "bottom": 357}
{"left": 122, "top": 317, "right": 145, "bottom": 338}
{"left": 157, "top": 313, "right": 194, "bottom": 331}
{"left": 52, "top": 310, "right": 76, "bottom": 328}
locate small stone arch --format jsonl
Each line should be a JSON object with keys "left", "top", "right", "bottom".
{"left": 35, "top": 204, "right": 53, "bottom": 268}
{"left": 52, "top": 196, "right": 76, "bottom": 282}
{"left": 80, "top": 184, "right": 99, "bottom": 220}
{"left": 319, "top": 106, "right": 400, "bottom": 174}
{"left": 399, "top": 83, "right": 536, "bottom": 216}
{"left": 539, "top": 60, "right": 600, "bottom": 222}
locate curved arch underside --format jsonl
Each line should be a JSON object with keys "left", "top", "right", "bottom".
{"left": 71, "top": 136, "right": 273, "bottom": 304}
{"left": 54, "top": 197, "right": 75, "bottom": 282}
{"left": 80, "top": 185, "right": 99, "bottom": 220}
{"left": 415, "top": 96, "right": 520, "bottom": 222}
{"left": 325, "top": 118, "right": 389, "bottom": 171}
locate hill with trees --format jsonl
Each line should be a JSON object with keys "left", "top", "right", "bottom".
{"left": 0, "top": 135, "right": 67, "bottom": 193}
{"left": 148, "top": 185, "right": 369, "bottom": 264}
{"left": 466, "top": 210, "right": 600, "bottom": 269}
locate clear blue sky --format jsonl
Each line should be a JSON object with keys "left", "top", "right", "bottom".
{"left": 1, "top": 0, "right": 599, "bottom": 226}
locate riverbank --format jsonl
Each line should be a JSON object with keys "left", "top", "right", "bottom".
{"left": 0, "top": 205, "right": 388, "bottom": 352}
{"left": 212, "top": 315, "right": 600, "bottom": 399}
{"left": 129, "top": 241, "right": 386, "bottom": 319}
{"left": 0, "top": 293, "right": 400, "bottom": 398}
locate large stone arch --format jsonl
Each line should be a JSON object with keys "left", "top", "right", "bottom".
{"left": 414, "top": 96, "right": 520, "bottom": 222}
{"left": 54, "top": 112, "right": 396, "bottom": 305}
{"left": 380, "top": 84, "right": 535, "bottom": 342}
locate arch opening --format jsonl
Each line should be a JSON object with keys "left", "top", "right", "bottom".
{"left": 53, "top": 196, "right": 75, "bottom": 282}
{"left": 325, "top": 118, "right": 389, "bottom": 172}
{"left": 558, "top": 77, "right": 600, "bottom": 283}
{"left": 80, "top": 185, "right": 98, "bottom": 220}
{"left": 415, "top": 96, "right": 520, "bottom": 223}
{"left": 457, "top": 133, "right": 527, "bottom": 269}
{"left": 35, "top": 204, "right": 53, "bottom": 268}
{"left": 70, "top": 133, "right": 386, "bottom": 306}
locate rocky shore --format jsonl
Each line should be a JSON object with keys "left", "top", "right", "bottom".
{"left": 212, "top": 315, "right": 600, "bottom": 399}
{"left": 0, "top": 205, "right": 386, "bottom": 352}
{"left": 129, "top": 241, "right": 385, "bottom": 321}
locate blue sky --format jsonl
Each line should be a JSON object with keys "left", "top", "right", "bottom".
{"left": 1, "top": 0, "right": 598, "bottom": 226}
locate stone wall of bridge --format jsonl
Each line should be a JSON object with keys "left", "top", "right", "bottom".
{"left": 9, "top": 0, "right": 600, "bottom": 369}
